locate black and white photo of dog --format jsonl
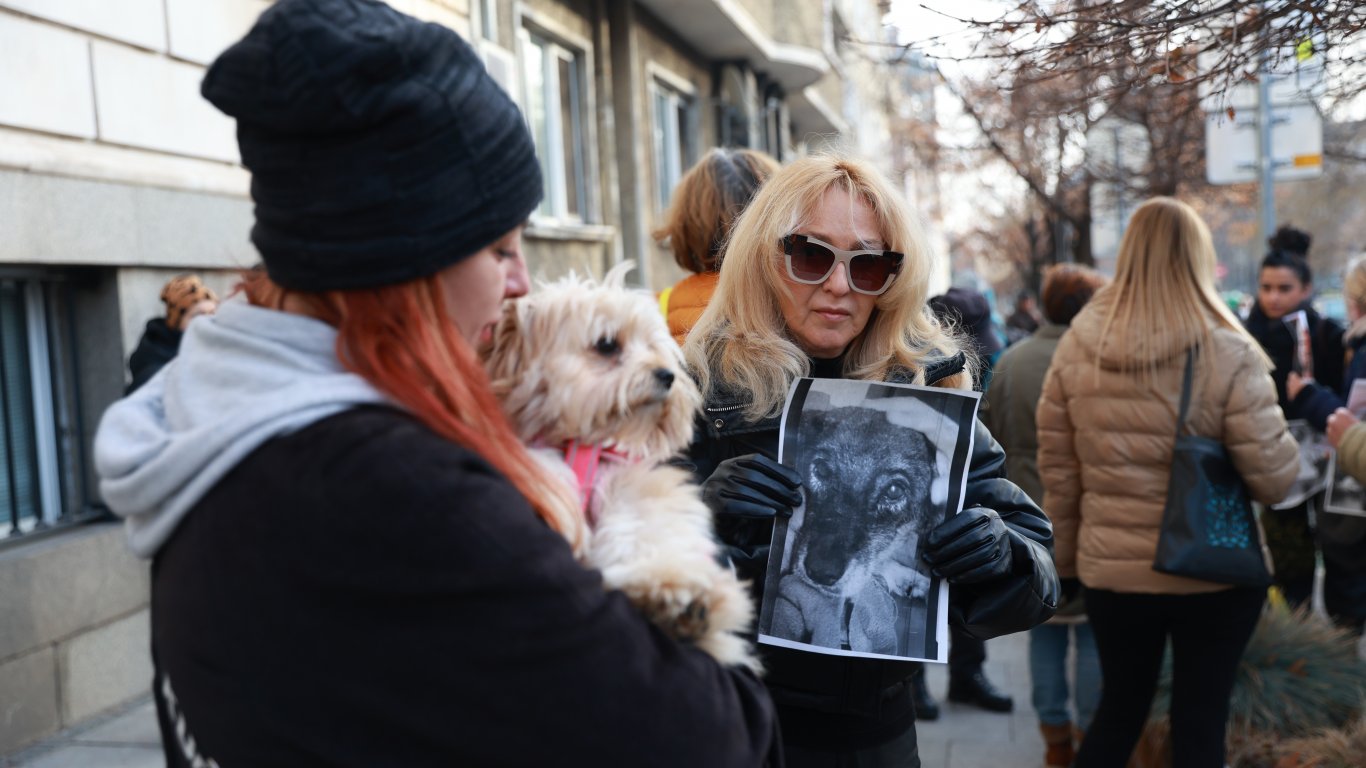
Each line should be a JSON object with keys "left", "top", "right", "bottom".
{"left": 759, "top": 379, "right": 978, "bottom": 661}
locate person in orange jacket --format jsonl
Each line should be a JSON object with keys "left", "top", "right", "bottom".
{"left": 654, "top": 147, "right": 779, "bottom": 344}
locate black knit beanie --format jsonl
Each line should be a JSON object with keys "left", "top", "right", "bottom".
{"left": 201, "top": 0, "right": 542, "bottom": 291}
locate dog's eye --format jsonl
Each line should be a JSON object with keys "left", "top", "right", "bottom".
{"left": 876, "top": 479, "right": 910, "bottom": 513}
{"left": 593, "top": 336, "right": 621, "bottom": 357}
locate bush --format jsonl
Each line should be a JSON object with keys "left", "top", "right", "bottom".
{"left": 1128, "top": 604, "right": 1366, "bottom": 767}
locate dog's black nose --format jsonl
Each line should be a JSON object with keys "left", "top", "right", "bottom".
{"left": 653, "top": 368, "right": 675, "bottom": 389}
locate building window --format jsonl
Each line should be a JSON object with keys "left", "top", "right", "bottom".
{"left": 652, "top": 81, "right": 695, "bottom": 210}
{"left": 479, "top": 0, "right": 498, "bottom": 42}
{"left": 523, "top": 30, "right": 588, "bottom": 222}
{"left": 0, "top": 276, "right": 89, "bottom": 541}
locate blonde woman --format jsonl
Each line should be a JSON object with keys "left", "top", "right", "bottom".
{"left": 685, "top": 154, "right": 1058, "bottom": 766}
{"left": 1037, "top": 197, "right": 1298, "bottom": 767}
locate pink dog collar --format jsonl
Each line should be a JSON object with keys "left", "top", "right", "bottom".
{"left": 558, "top": 440, "right": 631, "bottom": 525}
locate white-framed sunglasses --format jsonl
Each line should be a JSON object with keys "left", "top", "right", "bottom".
{"left": 780, "top": 234, "right": 904, "bottom": 296}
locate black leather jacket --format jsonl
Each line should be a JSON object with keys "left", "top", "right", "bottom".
{"left": 687, "top": 352, "right": 1058, "bottom": 751}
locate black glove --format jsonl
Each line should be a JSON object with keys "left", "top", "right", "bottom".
{"left": 702, "top": 453, "right": 802, "bottom": 547}
{"left": 922, "top": 506, "right": 1014, "bottom": 584}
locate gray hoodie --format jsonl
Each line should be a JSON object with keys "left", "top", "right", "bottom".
{"left": 95, "top": 299, "right": 391, "bottom": 558}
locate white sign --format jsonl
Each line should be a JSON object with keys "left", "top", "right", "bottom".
{"left": 1205, "top": 102, "right": 1323, "bottom": 185}
{"left": 1198, "top": 42, "right": 1326, "bottom": 112}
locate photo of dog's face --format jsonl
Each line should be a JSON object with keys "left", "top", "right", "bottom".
{"left": 483, "top": 263, "right": 700, "bottom": 461}
{"left": 760, "top": 378, "right": 974, "bottom": 661}
{"left": 792, "top": 406, "right": 938, "bottom": 592}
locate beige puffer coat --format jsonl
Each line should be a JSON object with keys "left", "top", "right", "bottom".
{"left": 1037, "top": 299, "right": 1298, "bottom": 595}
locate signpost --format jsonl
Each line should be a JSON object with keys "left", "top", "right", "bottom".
{"left": 1202, "top": 39, "right": 1324, "bottom": 247}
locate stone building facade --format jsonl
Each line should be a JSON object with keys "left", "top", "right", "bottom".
{"left": 0, "top": 0, "right": 908, "bottom": 755}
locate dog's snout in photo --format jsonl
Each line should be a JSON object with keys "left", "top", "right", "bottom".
{"left": 653, "top": 367, "right": 675, "bottom": 390}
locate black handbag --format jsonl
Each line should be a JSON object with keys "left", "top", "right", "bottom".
{"left": 1152, "top": 349, "right": 1274, "bottom": 587}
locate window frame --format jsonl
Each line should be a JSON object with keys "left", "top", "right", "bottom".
{"left": 518, "top": 17, "right": 596, "bottom": 226}
{"left": 477, "top": 0, "right": 498, "bottom": 43}
{"left": 0, "top": 271, "right": 94, "bottom": 544}
{"left": 648, "top": 65, "right": 699, "bottom": 212}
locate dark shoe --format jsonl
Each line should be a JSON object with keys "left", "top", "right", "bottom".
{"left": 947, "top": 670, "right": 1014, "bottom": 712}
{"left": 909, "top": 668, "right": 939, "bottom": 721}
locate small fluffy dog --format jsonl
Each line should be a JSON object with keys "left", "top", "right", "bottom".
{"left": 485, "top": 264, "right": 757, "bottom": 671}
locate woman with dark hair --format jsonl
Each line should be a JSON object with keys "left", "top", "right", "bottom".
{"left": 1246, "top": 248, "right": 1346, "bottom": 612}
{"left": 654, "top": 147, "right": 780, "bottom": 343}
{"left": 984, "top": 263, "right": 1108, "bottom": 767}
{"left": 93, "top": 2, "right": 779, "bottom": 765}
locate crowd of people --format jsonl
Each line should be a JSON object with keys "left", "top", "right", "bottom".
{"left": 96, "top": 1, "right": 1362, "bottom": 767}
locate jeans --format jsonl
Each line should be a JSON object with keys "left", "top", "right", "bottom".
{"left": 1029, "top": 622, "right": 1100, "bottom": 731}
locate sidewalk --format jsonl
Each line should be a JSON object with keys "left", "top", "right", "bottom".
{"left": 6, "top": 632, "right": 1043, "bottom": 768}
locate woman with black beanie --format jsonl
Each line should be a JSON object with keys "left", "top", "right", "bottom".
{"left": 93, "top": 2, "right": 779, "bottom": 765}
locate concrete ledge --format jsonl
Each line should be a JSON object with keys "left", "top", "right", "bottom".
{"left": 0, "top": 523, "right": 148, "bottom": 663}
{"left": 59, "top": 610, "right": 152, "bottom": 725}
{"left": 0, "top": 646, "right": 59, "bottom": 755}
{"left": 0, "top": 170, "right": 257, "bottom": 271}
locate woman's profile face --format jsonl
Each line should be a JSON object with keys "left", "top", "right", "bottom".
{"left": 438, "top": 226, "right": 531, "bottom": 350}
{"left": 776, "top": 187, "right": 882, "bottom": 359}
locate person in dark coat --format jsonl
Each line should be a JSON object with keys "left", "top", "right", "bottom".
{"left": 914, "top": 286, "right": 1014, "bottom": 719}
{"left": 125, "top": 274, "right": 218, "bottom": 394}
{"left": 682, "top": 154, "right": 1059, "bottom": 767}
{"left": 1004, "top": 290, "right": 1041, "bottom": 345}
{"left": 1245, "top": 248, "right": 1346, "bottom": 611}
{"left": 92, "top": 2, "right": 780, "bottom": 766}
{"left": 1277, "top": 255, "right": 1366, "bottom": 637}
{"left": 983, "top": 263, "right": 1108, "bottom": 767}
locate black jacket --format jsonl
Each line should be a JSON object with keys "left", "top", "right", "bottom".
{"left": 127, "top": 318, "right": 182, "bottom": 394}
{"left": 1290, "top": 330, "right": 1366, "bottom": 431}
{"left": 151, "top": 406, "right": 780, "bottom": 768}
{"left": 686, "top": 353, "right": 1058, "bottom": 752}
{"left": 1245, "top": 302, "right": 1346, "bottom": 428}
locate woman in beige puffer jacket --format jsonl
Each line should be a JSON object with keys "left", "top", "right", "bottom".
{"left": 1037, "top": 197, "right": 1298, "bottom": 768}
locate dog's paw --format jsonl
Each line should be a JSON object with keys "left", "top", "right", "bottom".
{"left": 613, "top": 574, "right": 716, "bottom": 641}
{"left": 609, "top": 566, "right": 760, "bottom": 671}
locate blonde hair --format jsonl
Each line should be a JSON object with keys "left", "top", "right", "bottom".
{"left": 652, "top": 148, "right": 781, "bottom": 273}
{"left": 1344, "top": 255, "right": 1366, "bottom": 318}
{"left": 683, "top": 154, "right": 972, "bottom": 421}
{"left": 1095, "top": 197, "right": 1269, "bottom": 381}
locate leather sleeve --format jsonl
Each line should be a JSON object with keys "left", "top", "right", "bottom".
{"left": 950, "top": 418, "right": 1060, "bottom": 640}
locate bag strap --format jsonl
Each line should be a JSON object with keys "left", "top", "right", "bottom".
{"left": 1176, "top": 347, "right": 1195, "bottom": 438}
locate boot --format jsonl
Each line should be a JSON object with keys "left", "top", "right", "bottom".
{"left": 909, "top": 666, "right": 939, "bottom": 721}
{"left": 947, "top": 669, "right": 1014, "bottom": 712}
{"left": 1040, "top": 722, "right": 1074, "bottom": 768}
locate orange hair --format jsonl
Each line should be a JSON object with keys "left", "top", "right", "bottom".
{"left": 243, "top": 270, "right": 585, "bottom": 552}
{"left": 652, "top": 148, "right": 780, "bottom": 273}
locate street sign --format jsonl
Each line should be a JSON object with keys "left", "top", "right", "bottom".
{"left": 1205, "top": 102, "right": 1323, "bottom": 185}
{"left": 1198, "top": 40, "right": 1325, "bottom": 112}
